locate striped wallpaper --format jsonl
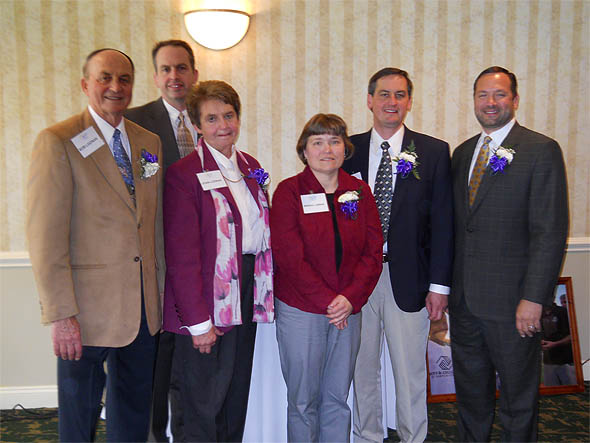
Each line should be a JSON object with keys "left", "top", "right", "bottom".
{"left": 1, "top": 0, "right": 588, "bottom": 252}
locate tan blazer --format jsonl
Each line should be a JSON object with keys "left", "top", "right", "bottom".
{"left": 26, "top": 109, "right": 165, "bottom": 347}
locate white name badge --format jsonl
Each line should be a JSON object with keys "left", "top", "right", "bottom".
{"left": 301, "top": 193, "right": 329, "bottom": 214}
{"left": 196, "top": 170, "right": 227, "bottom": 191}
{"left": 71, "top": 127, "right": 104, "bottom": 158}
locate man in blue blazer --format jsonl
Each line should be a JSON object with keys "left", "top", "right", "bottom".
{"left": 450, "top": 66, "right": 568, "bottom": 442}
{"left": 342, "top": 68, "right": 453, "bottom": 442}
{"left": 125, "top": 39, "right": 199, "bottom": 442}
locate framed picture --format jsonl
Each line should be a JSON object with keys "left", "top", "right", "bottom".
{"left": 426, "top": 277, "right": 585, "bottom": 403}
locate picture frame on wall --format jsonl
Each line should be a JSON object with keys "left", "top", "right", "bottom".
{"left": 426, "top": 276, "right": 585, "bottom": 403}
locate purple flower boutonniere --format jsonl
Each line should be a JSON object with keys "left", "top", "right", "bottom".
{"left": 338, "top": 190, "right": 361, "bottom": 220}
{"left": 392, "top": 140, "right": 420, "bottom": 180}
{"left": 247, "top": 167, "right": 270, "bottom": 191}
{"left": 140, "top": 149, "right": 160, "bottom": 179}
{"left": 489, "top": 146, "right": 515, "bottom": 175}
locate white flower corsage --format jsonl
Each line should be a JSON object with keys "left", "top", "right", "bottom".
{"left": 140, "top": 149, "right": 160, "bottom": 179}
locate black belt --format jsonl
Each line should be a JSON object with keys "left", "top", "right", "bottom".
{"left": 382, "top": 254, "right": 389, "bottom": 263}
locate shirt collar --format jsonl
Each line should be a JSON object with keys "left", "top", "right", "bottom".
{"left": 478, "top": 118, "right": 516, "bottom": 148}
{"left": 370, "top": 125, "right": 405, "bottom": 154}
{"left": 87, "top": 105, "right": 127, "bottom": 142}
{"left": 205, "top": 140, "right": 239, "bottom": 174}
{"left": 161, "top": 98, "right": 190, "bottom": 125}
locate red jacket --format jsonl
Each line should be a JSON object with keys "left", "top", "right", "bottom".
{"left": 270, "top": 167, "right": 382, "bottom": 314}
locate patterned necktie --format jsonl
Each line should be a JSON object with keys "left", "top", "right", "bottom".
{"left": 374, "top": 141, "right": 393, "bottom": 241}
{"left": 112, "top": 129, "right": 135, "bottom": 199}
{"left": 176, "top": 113, "right": 195, "bottom": 158}
{"left": 468, "top": 135, "right": 492, "bottom": 206}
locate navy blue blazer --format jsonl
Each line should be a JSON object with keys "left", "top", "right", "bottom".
{"left": 342, "top": 126, "right": 454, "bottom": 312}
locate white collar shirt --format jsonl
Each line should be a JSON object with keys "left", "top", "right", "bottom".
{"left": 468, "top": 118, "right": 516, "bottom": 180}
{"left": 206, "top": 141, "right": 265, "bottom": 255}
{"left": 161, "top": 98, "right": 199, "bottom": 145}
{"left": 88, "top": 105, "right": 131, "bottom": 159}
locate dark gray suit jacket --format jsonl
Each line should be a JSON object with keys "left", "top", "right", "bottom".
{"left": 451, "top": 122, "right": 568, "bottom": 321}
{"left": 125, "top": 97, "right": 181, "bottom": 173}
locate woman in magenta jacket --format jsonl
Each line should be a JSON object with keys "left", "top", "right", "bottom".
{"left": 270, "top": 114, "right": 382, "bottom": 442}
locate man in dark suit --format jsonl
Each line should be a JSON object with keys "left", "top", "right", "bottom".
{"left": 27, "top": 48, "right": 164, "bottom": 441}
{"left": 125, "top": 39, "right": 198, "bottom": 442}
{"left": 450, "top": 66, "right": 568, "bottom": 442}
{"left": 342, "top": 67, "right": 453, "bottom": 442}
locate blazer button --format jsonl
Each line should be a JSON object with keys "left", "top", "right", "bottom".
{"left": 466, "top": 227, "right": 474, "bottom": 233}
{"left": 134, "top": 256, "right": 141, "bottom": 262}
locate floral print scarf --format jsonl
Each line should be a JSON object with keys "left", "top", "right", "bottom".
{"left": 198, "top": 139, "right": 274, "bottom": 326}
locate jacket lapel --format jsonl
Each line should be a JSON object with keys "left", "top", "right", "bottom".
{"left": 469, "top": 123, "right": 521, "bottom": 214}
{"left": 84, "top": 111, "right": 136, "bottom": 211}
{"left": 237, "top": 153, "right": 265, "bottom": 213}
{"left": 388, "top": 127, "right": 412, "bottom": 221}
{"left": 356, "top": 131, "right": 371, "bottom": 183}
{"left": 128, "top": 120, "right": 157, "bottom": 220}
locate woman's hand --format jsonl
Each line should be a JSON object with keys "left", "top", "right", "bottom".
{"left": 326, "top": 295, "right": 353, "bottom": 327}
{"left": 191, "top": 326, "right": 224, "bottom": 354}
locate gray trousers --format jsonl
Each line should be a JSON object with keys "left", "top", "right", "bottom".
{"left": 276, "top": 299, "right": 361, "bottom": 443}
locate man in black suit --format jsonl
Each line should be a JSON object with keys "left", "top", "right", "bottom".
{"left": 126, "top": 39, "right": 199, "bottom": 442}
{"left": 343, "top": 67, "right": 453, "bottom": 442}
{"left": 450, "top": 66, "right": 568, "bottom": 442}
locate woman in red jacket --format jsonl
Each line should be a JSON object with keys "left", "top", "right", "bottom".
{"left": 270, "top": 113, "right": 382, "bottom": 442}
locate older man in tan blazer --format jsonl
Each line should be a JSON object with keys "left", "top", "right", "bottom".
{"left": 26, "top": 48, "right": 164, "bottom": 442}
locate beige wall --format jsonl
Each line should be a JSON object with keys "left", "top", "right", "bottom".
{"left": 0, "top": 0, "right": 589, "bottom": 252}
{"left": 1, "top": 247, "right": 588, "bottom": 408}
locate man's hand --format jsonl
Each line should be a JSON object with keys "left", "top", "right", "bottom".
{"left": 191, "top": 326, "right": 224, "bottom": 354}
{"left": 425, "top": 291, "right": 448, "bottom": 321}
{"left": 326, "top": 295, "right": 353, "bottom": 326}
{"left": 51, "top": 317, "right": 82, "bottom": 361}
{"left": 516, "top": 299, "right": 542, "bottom": 337}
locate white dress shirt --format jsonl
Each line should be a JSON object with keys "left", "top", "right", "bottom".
{"left": 88, "top": 105, "right": 131, "bottom": 159}
{"left": 161, "top": 98, "right": 199, "bottom": 145}
{"left": 468, "top": 118, "right": 516, "bottom": 180}
{"left": 368, "top": 126, "right": 449, "bottom": 296}
{"left": 183, "top": 141, "right": 266, "bottom": 336}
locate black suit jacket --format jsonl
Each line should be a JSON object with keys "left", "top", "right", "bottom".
{"left": 125, "top": 97, "right": 181, "bottom": 173}
{"left": 342, "top": 126, "right": 454, "bottom": 312}
{"left": 451, "top": 122, "right": 568, "bottom": 321}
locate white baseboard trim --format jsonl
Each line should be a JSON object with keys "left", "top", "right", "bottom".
{"left": 0, "top": 385, "right": 58, "bottom": 409}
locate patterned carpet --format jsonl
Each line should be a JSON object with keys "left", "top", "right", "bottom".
{"left": 1, "top": 384, "right": 588, "bottom": 442}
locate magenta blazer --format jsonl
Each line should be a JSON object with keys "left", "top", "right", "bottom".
{"left": 270, "top": 166, "right": 382, "bottom": 315}
{"left": 162, "top": 146, "right": 265, "bottom": 334}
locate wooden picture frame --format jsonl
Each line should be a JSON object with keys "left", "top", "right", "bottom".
{"left": 426, "top": 276, "right": 585, "bottom": 403}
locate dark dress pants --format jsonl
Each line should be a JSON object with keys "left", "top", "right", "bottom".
{"left": 450, "top": 297, "right": 541, "bottom": 442}
{"left": 173, "top": 254, "right": 257, "bottom": 442}
{"left": 150, "top": 330, "right": 184, "bottom": 442}
{"left": 57, "top": 299, "right": 156, "bottom": 442}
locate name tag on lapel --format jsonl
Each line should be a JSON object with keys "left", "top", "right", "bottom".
{"left": 301, "top": 193, "right": 329, "bottom": 214}
{"left": 71, "top": 127, "right": 104, "bottom": 158}
{"left": 196, "top": 171, "right": 227, "bottom": 191}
